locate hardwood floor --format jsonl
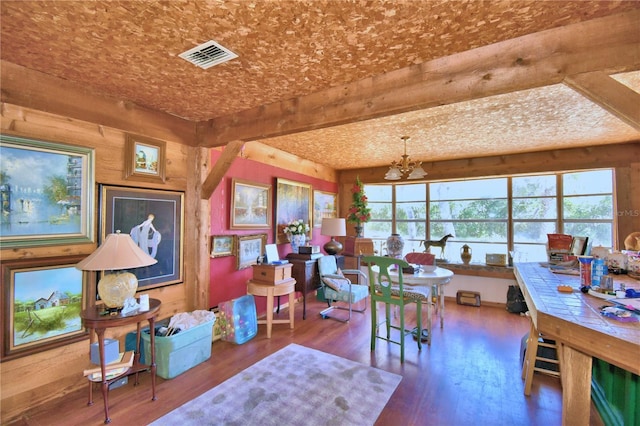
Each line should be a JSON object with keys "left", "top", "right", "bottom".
{"left": 14, "top": 297, "right": 604, "bottom": 426}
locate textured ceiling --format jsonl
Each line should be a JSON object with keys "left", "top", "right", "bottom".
{"left": 1, "top": 1, "right": 639, "bottom": 170}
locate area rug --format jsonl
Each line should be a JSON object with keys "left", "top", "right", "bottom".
{"left": 149, "top": 343, "right": 402, "bottom": 426}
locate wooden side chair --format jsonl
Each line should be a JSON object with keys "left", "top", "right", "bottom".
{"left": 317, "top": 255, "right": 368, "bottom": 323}
{"left": 521, "top": 312, "right": 562, "bottom": 396}
{"left": 362, "top": 256, "right": 431, "bottom": 363}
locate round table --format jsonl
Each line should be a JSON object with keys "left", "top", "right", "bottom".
{"left": 246, "top": 279, "right": 296, "bottom": 338}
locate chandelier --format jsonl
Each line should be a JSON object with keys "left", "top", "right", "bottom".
{"left": 384, "top": 136, "right": 427, "bottom": 180}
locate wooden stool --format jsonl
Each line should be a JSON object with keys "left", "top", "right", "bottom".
{"left": 247, "top": 279, "right": 296, "bottom": 338}
{"left": 522, "top": 313, "right": 562, "bottom": 396}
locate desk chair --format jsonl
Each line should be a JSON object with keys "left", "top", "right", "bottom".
{"left": 317, "top": 255, "right": 368, "bottom": 323}
{"left": 362, "top": 256, "right": 431, "bottom": 363}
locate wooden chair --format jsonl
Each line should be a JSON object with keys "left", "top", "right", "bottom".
{"left": 404, "top": 252, "right": 438, "bottom": 307}
{"left": 521, "top": 312, "right": 562, "bottom": 396}
{"left": 317, "top": 255, "right": 368, "bottom": 323}
{"left": 362, "top": 256, "right": 431, "bottom": 363}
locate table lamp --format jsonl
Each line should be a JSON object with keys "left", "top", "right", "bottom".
{"left": 321, "top": 218, "right": 346, "bottom": 255}
{"left": 76, "top": 230, "right": 157, "bottom": 312}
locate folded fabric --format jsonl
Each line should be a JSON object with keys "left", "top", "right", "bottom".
{"left": 322, "top": 276, "right": 351, "bottom": 291}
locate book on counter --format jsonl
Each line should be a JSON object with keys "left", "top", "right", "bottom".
{"left": 84, "top": 350, "right": 134, "bottom": 380}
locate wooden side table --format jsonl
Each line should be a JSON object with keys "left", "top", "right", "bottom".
{"left": 80, "top": 299, "right": 161, "bottom": 424}
{"left": 247, "top": 279, "right": 296, "bottom": 338}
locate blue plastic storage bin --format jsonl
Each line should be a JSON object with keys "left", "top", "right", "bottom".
{"left": 141, "top": 318, "right": 215, "bottom": 379}
{"left": 219, "top": 294, "right": 257, "bottom": 344}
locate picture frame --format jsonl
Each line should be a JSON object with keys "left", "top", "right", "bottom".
{"left": 230, "top": 178, "right": 271, "bottom": 229}
{"left": 0, "top": 135, "right": 95, "bottom": 248}
{"left": 313, "top": 190, "right": 338, "bottom": 228}
{"left": 100, "top": 185, "right": 184, "bottom": 290}
{"left": 124, "top": 133, "right": 166, "bottom": 183}
{"left": 1, "top": 256, "right": 90, "bottom": 361}
{"left": 570, "top": 236, "right": 589, "bottom": 256}
{"left": 210, "top": 235, "right": 235, "bottom": 258}
{"left": 236, "top": 233, "right": 267, "bottom": 270}
{"left": 275, "top": 178, "right": 312, "bottom": 244}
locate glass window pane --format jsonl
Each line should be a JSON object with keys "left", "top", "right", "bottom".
{"left": 430, "top": 200, "right": 508, "bottom": 220}
{"left": 396, "top": 184, "right": 426, "bottom": 202}
{"left": 513, "top": 175, "right": 557, "bottom": 197}
{"left": 446, "top": 241, "right": 508, "bottom": 264}
{"left": 563, "top": 170, "right": 612, "bottom": 195}
{"left": 564, "top": 222, "right": 612, "bottom": 248}
{"left": 396, "top": 202, "right": 426, "bottom": 220}
{"left": 513, "top": 243, "right": 548, "bottom": 263}
{"left": 513, "top": 198, "right": 557, "bottom": 219}
{"left": 370, "top": 203, "right": 392, "bottom": 220}
{"left": 396, "top": 221, "right": 425, "bottom": 240}
{"left": 366, "top": 222, "right": 392, "bottom": 239}
{"left": 453, "top": 222, "right": 508, "bottom": 242}
{"left": 563, "top": 195, "right": 613, "bottom": 219}
{"left": 430, "top": 178, "right": 507, "bottom": 201}
{"left": 364, "top": 185, "right": 391, "bottom": 201}
{"left": 513, "top": 221, "right": 557, "bottom": 243}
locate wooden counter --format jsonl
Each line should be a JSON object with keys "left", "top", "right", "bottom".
{"left": 514, "top": 263, "right": 639, "bottom": 425}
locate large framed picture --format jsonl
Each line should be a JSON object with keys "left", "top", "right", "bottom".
{"left": 100, "top": 185, "right": 184, "bottom": 290}
{"left": 0, "top": 135, "right": 95, "bottom": 248}
{"left": 236, "top": 233, "right": 267, "bottom": 270}
{"left": 313, "top": 190, "right": 338, "bottom": 228}
{"left": 230, "top": 178, "right": 271, "bottom": 229}
{"left": 275, "top": 178, "right": 312, "bottom": 244}
{"left": 211, "top": 235, "right": 235, "bottom": 258}
{"left": 124, "top": 133, "right": 166, "bottom": 183}
{"left": 1, "top": 256, "right": 90, "bottom": 361}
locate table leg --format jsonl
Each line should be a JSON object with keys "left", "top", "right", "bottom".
{"left": 148, "top": 317, "right": 157, "bottom": 401}
{"left": 266, "top": 289, "right": 274, "bottom": 338}
{"left": 439, "top": 283, "right": 445, "bottom": 329}
{"left": 95, "top": 328, "right": 111, "bottom": 424}
{"left": 560, "top": 344, "right": 592, "bottom": 425}
{"left": 288, "top": 291, "right": 295, "bottom": 329}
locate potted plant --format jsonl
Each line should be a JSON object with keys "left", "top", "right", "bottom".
{"left": 283, "top": 219, "right": 310, "bottom": 253}
{"left": 346, "top": 176, "right": 371, "bottom": 237}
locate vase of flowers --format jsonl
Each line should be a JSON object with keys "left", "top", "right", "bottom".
{"left": 283, "top": 219, "right": 310, "bottom": 253}
{"left": 347, "top": 176, "right": 371, "bottom": 237}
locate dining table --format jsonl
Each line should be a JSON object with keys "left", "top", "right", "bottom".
{"left": 514, "top": 262, "right": 640, "bottom": 425}
{"left": 387, "top": 266, "right": 454, "bottom": 329}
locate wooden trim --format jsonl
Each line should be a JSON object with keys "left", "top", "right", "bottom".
{"left": 201, "top": 140, "right": 244, "bottom": 200}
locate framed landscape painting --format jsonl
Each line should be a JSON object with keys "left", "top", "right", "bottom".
{"left": 0, "top": 135, "right": 95, "bottom": 248}
{"left": 124, "top": 133, "right": 166, "bottom": 183}
{"left": 211, "top": 235, "right": 235, "bottom": 258}
{"left": 313, "top": 190, "right": 338, "bottom": 228}
{"left": 275, "top": 178, "right": 312, "bottom": 244}
{"left": 1, "top": 256, "right": 89, "bottom": 361}
{"left": 100, "top": 185, "right": 184, "bottom": 290}
{"left": 230, "top": 179, "right": 271, "bottom": 229}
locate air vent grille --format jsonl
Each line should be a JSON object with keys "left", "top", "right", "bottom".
{"left": 179, "top": 40, "right": 238, "bottom": 69}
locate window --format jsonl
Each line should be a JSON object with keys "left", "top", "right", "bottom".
{"left": 362, "top": 169, "right": 614, "bottom": 262}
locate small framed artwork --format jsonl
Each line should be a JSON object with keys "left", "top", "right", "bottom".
{"left": 1, "top": 256, "right": 90, "bottom": 361}
{"left": 570, "top": 236, "right": 589, "bottom": 256}
{"left": 230, "top": 179, "right": 271, "bottom": 229}
{"left": 236, "top": 233, "right": 267, "bottom": 270}
{"left": 0, "top": 134, "right": 96, "bottom": 248}
{"left": 211, "top": 235, "right": 235, "bottom": 258}
{"left": 124, "top": 133, "right": 166, "bottom": 183}
{"left": 313, "top": 190, "right": 338, "bottom": 228}
{"left": 101, "top": 185, "right": 184, "bottom": 290}
{"left": 275, "top": 178, "right": 312, "bottom": 244}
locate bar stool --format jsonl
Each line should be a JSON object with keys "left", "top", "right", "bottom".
{"left": 521, "top": 312, "right": 562, "bottom": 396}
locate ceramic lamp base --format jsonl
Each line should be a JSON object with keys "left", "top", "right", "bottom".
{"left": 98, "top": 271, "right": 138, "bottom": 309}
{"left": 324, "top": 238, "right": 343, "bottom": 255}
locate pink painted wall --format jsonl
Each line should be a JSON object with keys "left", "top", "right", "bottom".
{"left": 208, "top": 149, "right": 337, "bottom": 313}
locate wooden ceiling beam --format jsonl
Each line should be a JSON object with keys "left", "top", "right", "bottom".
{"left": 564, "top": 71, "right": 640, "bottom": 131}
{"left": 200, "top": 10, "right": 640, "bottom": 147}
{"left": 201, "top": 139, "right": 244, "bottom": 200}
{"left": 0, "top": 61, "right": 197, "bottom": 146}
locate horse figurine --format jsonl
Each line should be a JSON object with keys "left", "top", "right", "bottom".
{"left": 420, "top": 234, "right": 454, "bottom": 258}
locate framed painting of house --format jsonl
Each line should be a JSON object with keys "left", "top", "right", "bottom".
{"left": 211, "top": 235, "right": 235, "bottom": 258}
{"left": 0, "top": 134, "right": 96, "bottom": 249}
{"left": 313, "top": 190, "right": 338, "bottom": 228}
{"left": 1, "top": 256, "right": 89, "bottom": 361}
{"left": 230, "top": 178, "right": 271, "bottom": 229}
{"left": 236, "top": 233, "right": 267, "bottom": 270}
{"left": 275, "top": 178, "right": 312, "bottom": 244}
{"left": 124, "top": 133, "right": 166, "bottom": 183}
{"left": 100, "top": 185, "right": 184, "bottom": 290}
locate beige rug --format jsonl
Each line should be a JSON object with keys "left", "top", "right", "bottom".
{"left": 149, "top": 343, "right": 402, "bottom": 426}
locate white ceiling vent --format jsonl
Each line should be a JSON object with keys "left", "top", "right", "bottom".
{"left": 179, "top": 40, "right": 238, "bottom": 69}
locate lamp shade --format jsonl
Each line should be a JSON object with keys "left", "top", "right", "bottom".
{"left": 321, "top": 218, "right": 346, "bottom": 237}
{"left": 76, "top": 231, "right": 158, "bottom": 271}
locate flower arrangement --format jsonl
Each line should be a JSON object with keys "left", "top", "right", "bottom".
{"left": 282, "top": 219, "right": 310, "bottom": 236}
{"left": 347, "top": 176, "right": 371, "bottom": 225}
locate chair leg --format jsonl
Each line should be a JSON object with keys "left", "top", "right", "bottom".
{"left": 415, "top": 300, "right": 422, "bottom": 351}
{"left": 371, "top": 298, "right": 377, "bottom": 352}
{"left": 399, "top": 302, "right": 405, "bottom": 363}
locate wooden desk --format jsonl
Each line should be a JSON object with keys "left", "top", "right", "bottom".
{"left": 81, "top": 299, "right": 161, "bottom": 424}
{"left": 247, "top": 279, "right": 296, "bottom": 338}
{"left": 388, "top": 267, "right": 454, "bottom": 328}
{"left": 514, "top": 263, "right": 640, "bottom": 425}
{"left": 286, "top": 253, "right": 322, "bottom": 319}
